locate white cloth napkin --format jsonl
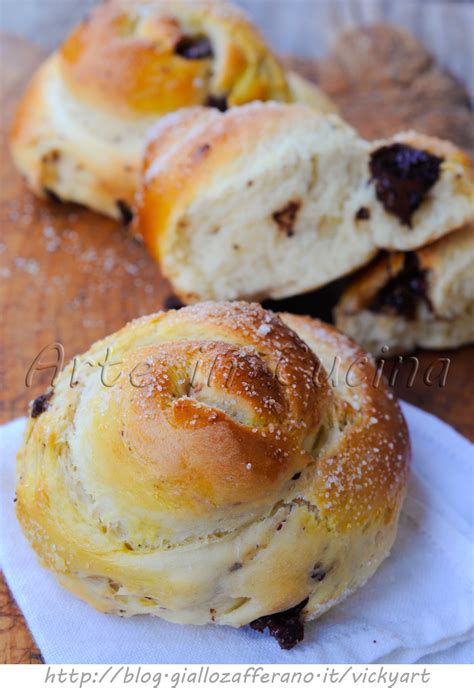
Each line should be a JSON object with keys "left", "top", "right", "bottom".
{"left": 1, "top": 403, "right": 473, "bottom": 664}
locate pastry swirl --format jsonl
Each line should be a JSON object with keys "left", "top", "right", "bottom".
{"left": 17, "top": 302, "right": 409, "bottom": 645}
{"left": 9, "top": 0, "right": 334, "bottom": 220}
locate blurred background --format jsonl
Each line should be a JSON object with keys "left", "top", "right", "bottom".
{"left": 1, "top": 0, "right": 473, "bottom": 99}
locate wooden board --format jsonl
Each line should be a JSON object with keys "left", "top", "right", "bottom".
{"left": 1, "top": 29, "right": 473, "bottom": 664}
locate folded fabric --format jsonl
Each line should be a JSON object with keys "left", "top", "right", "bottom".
{"left": 0, "top": 403, "right": 473, "bottom": 664}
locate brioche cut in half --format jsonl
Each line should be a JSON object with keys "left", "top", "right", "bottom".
{"left": 17, "top": 302, "right": 409, "bottom": 649}
{"left": 9, "top": 0, "right": 334, "bottom": 221}
{"left": 137, "top": 103, "right": 474, "bottom": 303}
{"left": 334, "top": 224, "right": 474, "bottom": 356}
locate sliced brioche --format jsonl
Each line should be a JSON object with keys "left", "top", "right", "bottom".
{"left": 334, "top": 224, "right": 474, "bottom": 355}
{"left": 136, "top": 103, "right": 474, "bottom": 303}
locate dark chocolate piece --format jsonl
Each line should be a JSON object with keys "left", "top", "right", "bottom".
{"left": 206, "top": 95, "right": 228, "bottom": 112}
{"left": 369, "top": 252, "right": 429, "bottom": 319}
{"left": 195, "top": 143, "right": 211, "bottom": 158}
{"left": 31, "top": 391, "right": 53, "bottom": 418}
{"left": 310, "top": 563, "right": 326, "bottom": 582}
{"left": 355, "top": 206, "right": 370, "bottom": 221}
{"left": 116, "top": 200, "right": 133, "bottom": 226}
{"left": 164, "top": 294, "right": 185, "bottom": 310}
{"left": 175, "top": 35, "right": 213, "bottom": 60}
{"left": 249, "top": 597, "right": 308, "bottom": 650}
{"left": 272, "top": 201, "right": 300, "bottom": 237}
{"left": 369, "top": 143, "right": 442, "bottom": 227}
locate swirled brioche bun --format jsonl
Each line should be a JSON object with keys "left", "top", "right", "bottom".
{"left": 334, "top": 223, "right": 474, "bottom": 355}
{"left": 136, "top": 103, "right": 474, "bottom": 303}
{"left": 9, "top": 0, "right": 334, "bottom": 220}
{"left": 17, "top": 302, "right": 409, "bottom": 648}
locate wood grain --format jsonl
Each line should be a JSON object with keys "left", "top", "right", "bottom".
{"left": 1, "top": 29, "right": 473, "bottom": 664}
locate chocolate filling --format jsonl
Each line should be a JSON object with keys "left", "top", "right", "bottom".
{"left": 369, "top": 143, "right": 442, "bottom": 227}
{"left": 206, "top": 95, "right": 228, "bottom": 112}
{"left": 116, "top": 200, "right": 133, "bottom": 225}
{"left": 164, "top": 294, "right": 185, "bottom": 310}
{"left": 31, "top": 390, "right": 53, "bottom": 418}
{"left": 369, "top": 252, "right": 430, "bottom": 320}
{"left": 175, "top": 35, "right": 213, "bottom": 60}
{"left": 273, "top": 201, "right": 300, "bottom": 237}
{"left": 355, "top": 206, "right": 370, "bottom": 221}
{"left": 249, "top": 598, "right": 308, "bottom": 650}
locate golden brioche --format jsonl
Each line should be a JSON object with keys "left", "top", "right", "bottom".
{"left": 136, "top": 103, "right": 474, "bottom": 303}
{"left": 17, "top": 301, "right": 409, "bottom": 648}
{"left": 334, "top": 224, "right": 474, "bottom": 355}
{"left": 9, "top": 0, "right": 334, "bottom": 220}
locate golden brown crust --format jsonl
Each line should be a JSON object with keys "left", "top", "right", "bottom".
{"left": 60, "top": 0, "right": 291, "bottom": 118}
{"left": 9, "top": 56, "right": 142, "bottom": 212}
{"left": 281, "top": 314, "right": 410, "bottom": 529}
{"left": 16, "top": 302, "right": 409, "bottom": 629}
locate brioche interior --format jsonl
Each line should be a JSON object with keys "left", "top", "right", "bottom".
{"left": 162, "top": 116, "right": 375, "bottom": 301}
{"left": 141, "top": 106, "right": 474, "bottom": 303}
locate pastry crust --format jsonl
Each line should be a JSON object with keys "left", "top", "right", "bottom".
{"left": 17, "top": 302, "right": 409, "bottom": 634}
{"left": 136, "top": 102, "right": 474, "bottom": 302}
{"left": 9, "top": 0, "right": 335, "bottom": 219}
{"left": 334, "top": 224, "right": 474, "bottom": 355}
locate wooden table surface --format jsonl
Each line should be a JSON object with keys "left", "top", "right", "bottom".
{"left": 1, "top": 30, "right": 473, "bottom": 664}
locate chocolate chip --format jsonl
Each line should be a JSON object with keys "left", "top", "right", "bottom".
{"left": 164, "top": 294, "right": 184, "bottom": 310}
{"left": 31, "top": 391, "right": 53, "bottom": 418}
{"left": 310, "top": 563, "right": 326, "bottom": 582}
{"left": 175, "top": 35, "right": 213, "bottom": 60}
{"left": 229, "top": 562, "right": 242, "bottom": 572}
{"left": 206, "top": 95, "right": 228, "bottom": 112}
{"left": 195, "top": 143, "right": 211, "bottom": 158}
{"left": 291, "top": 472, "right": 302, "bottom": 480}
{"left": 369, "top": 251, "right": 430, "bottom": 319}
{"left": 43, "top": 187, "right": 62, "bottom": 203}
{"left": 273, "top": 201, "right": 300, "bottom": 237}
{"left": 116, "top": 200, "right": 133, "bottom": 225}
{"left": 369, "top": 144, "right": 442, "bottom": 227}
{"left": 41, "top": 149, "right": 60, "bottom": 164}
{"left": 250, "top": 598, "right": 308, "bottom": 650}
{"left": 355, "top": 206, "right": 370, "bottom": 221}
